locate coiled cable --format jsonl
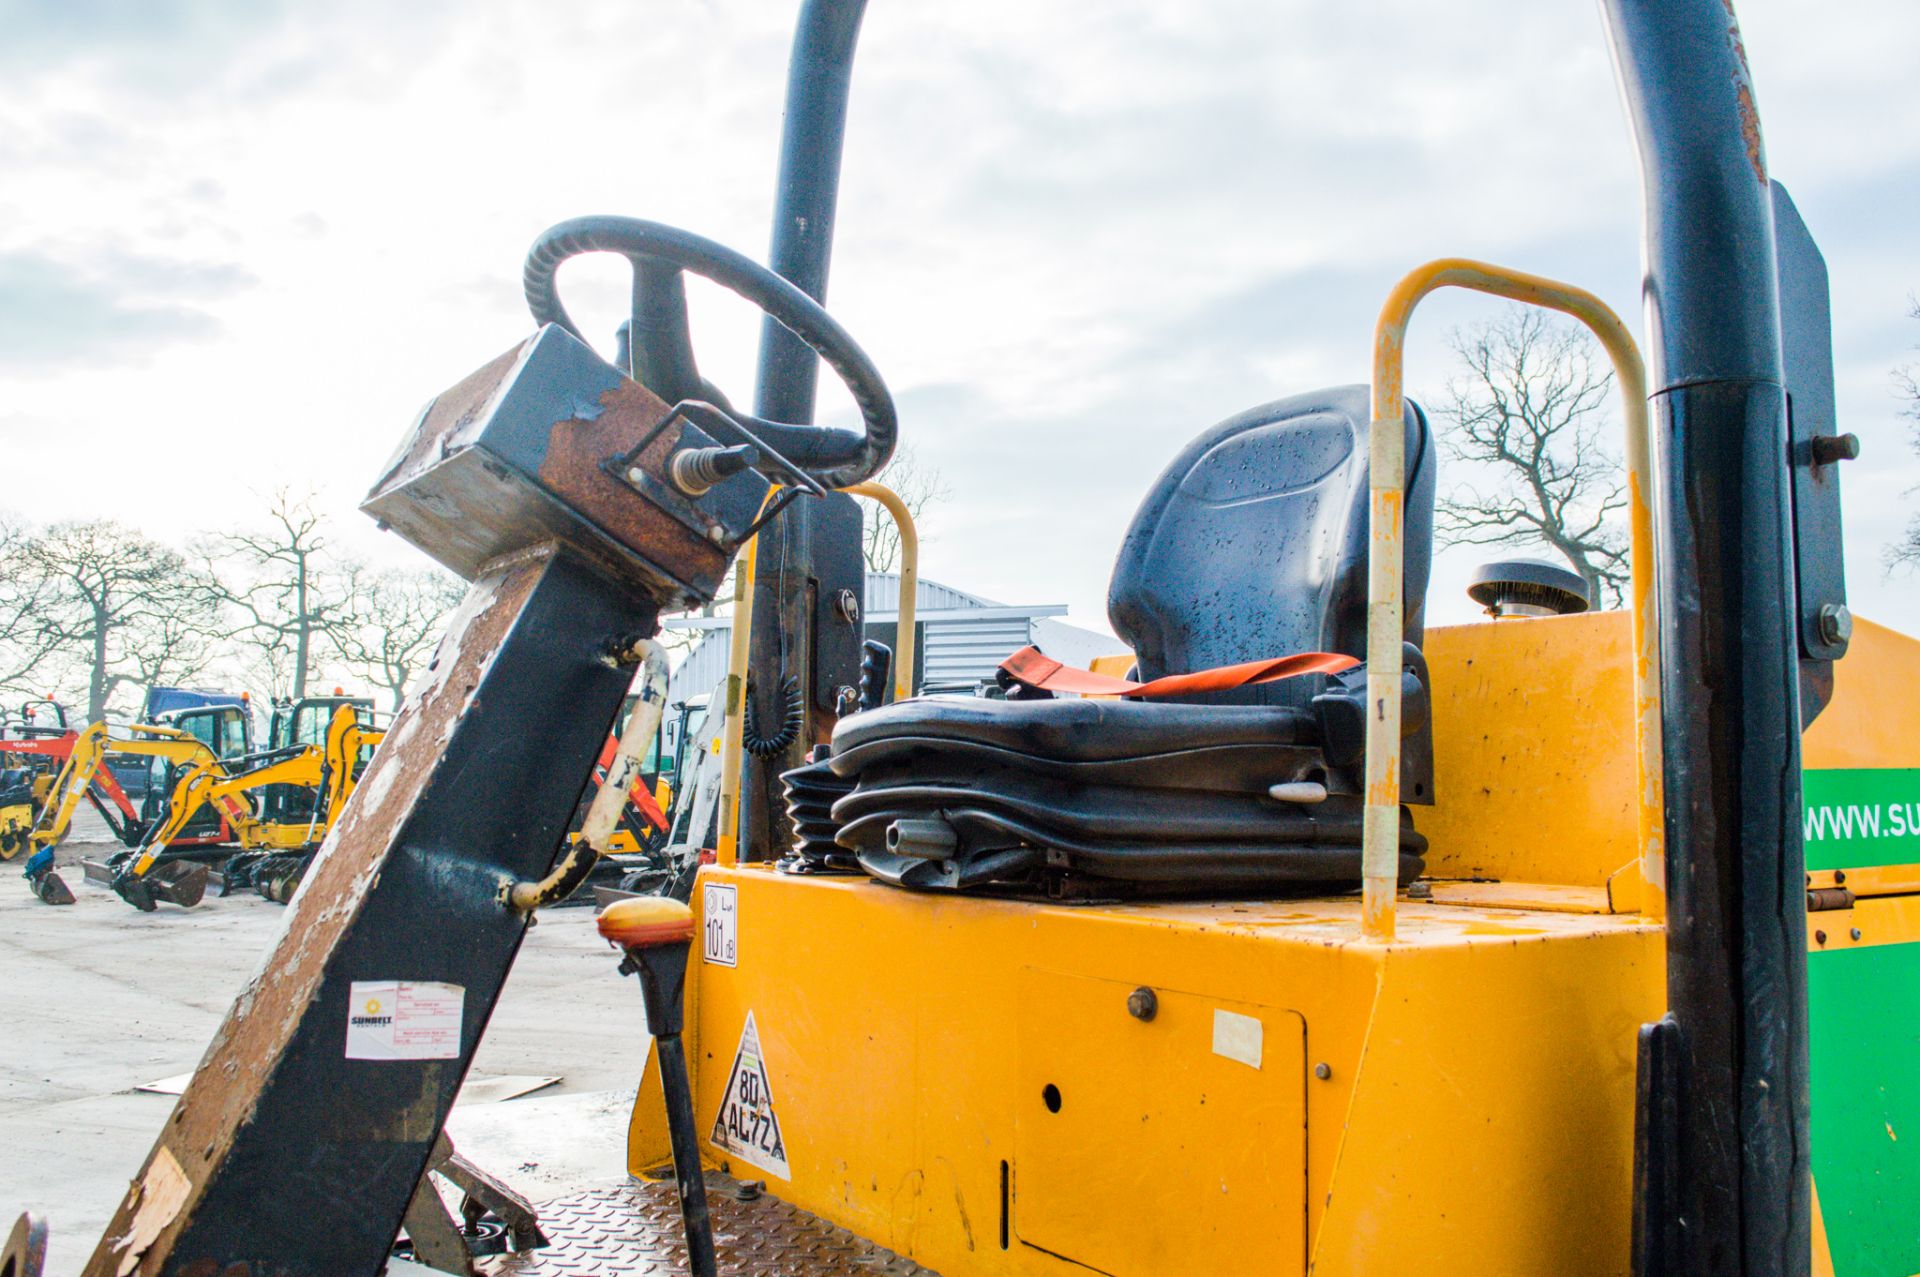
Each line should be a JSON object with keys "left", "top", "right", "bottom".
{"left": 743, "top": 674, "right": 804, "bottom": 758}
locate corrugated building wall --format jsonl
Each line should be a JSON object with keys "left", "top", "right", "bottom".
{"left": 662, "top": 575, "right": 1117, "bottom": 706}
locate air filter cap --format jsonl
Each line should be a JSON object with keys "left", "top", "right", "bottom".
{"left": 1467, "top": 558, "right": 1591, "bottom": 618}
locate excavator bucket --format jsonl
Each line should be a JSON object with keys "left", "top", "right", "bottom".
{"left": 31, "top": 870, "right": 75, "bottom": 907}
{"left": 22, "top": 849, "right": 74, "bottom": 906}
{"left": 94, "top": 859, "right": 210, "bottom": 912}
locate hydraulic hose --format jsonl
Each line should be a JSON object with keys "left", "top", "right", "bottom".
{"left": 523, "top": 216, "right": 896, "bottom": 489}
{"left": 505, "top": 639, "right": 671, "bottom": 912}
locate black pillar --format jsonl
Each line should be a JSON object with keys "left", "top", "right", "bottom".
{"left": 1599, "top": 2, "right": 1809, "bottom": 1273}
{"left": 744, "top": 0, "right": 871, "bottom": 860}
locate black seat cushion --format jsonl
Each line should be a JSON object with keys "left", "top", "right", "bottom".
{"left": 1110, "top": 384, "right": 1433, "bottom": 710}
{"left": 824, "top": 697, "right": 1425, "bottom": 896}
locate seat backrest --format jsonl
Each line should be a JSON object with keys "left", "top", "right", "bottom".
{"left": 1107, "top": 385, "right": 1435, "bottom": 709}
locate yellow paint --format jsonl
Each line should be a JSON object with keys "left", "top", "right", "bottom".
{"left": 1014, "top": 972, "right": 1306, "bottom": 1272}
{"left": 1366, "top": 259, "right": 1660, "bottom": 938}
{"left": 1808, "top": 865, "right": 1920, "bottom": 898}
{"left": 1425, "top": 880, "right": 1613, "bottom": 914}
{"left": 845, "top": 481, "right": 919, "bottom": 705}
{"left": 1804, "top": 617, "right": 1920, "bottom": 770}
{"left": 1811, "top": 1182, "right": 1836, "bottom": 1277}
{"left": 714, "top": 532, "right": 756, "bottom": 869}
{"left": 1806, "top": 893, "right": 1920, "bottom": 952}
{"left": 1417, "top": 611, "right": 1639, "bottom": 889}
{"left": 628, "top": 868, "right": 1662, "bottom": 1276}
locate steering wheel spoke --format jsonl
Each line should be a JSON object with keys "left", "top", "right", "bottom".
{"left": 524, "top": 215, "right": 896, "bottom": 490}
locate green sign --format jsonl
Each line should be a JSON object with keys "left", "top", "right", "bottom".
{"left": 1803, "top": 769, "right": 1920, "bottom": 1274}
{"left": 1801, "top": 768, "right": 1920, "bottom": 871}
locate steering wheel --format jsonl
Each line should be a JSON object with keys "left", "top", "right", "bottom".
{"left": 523, "top": 215, "right": 896, "bottom": 491}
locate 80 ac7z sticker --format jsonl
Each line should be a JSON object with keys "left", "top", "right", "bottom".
{"left": 710, "top": 1010, "right": 789, "bottom": 1178}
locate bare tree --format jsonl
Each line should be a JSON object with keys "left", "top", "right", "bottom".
{"left": 202, "top": 489, "right": 359, "bottom": 699}
{"left": 0, "top": 513, "right": 63, "bottom": 698}
{"left": 1434, "top": 307, "right": 1628, "bottom": 607}
{"left": 1884, "top": 301, "right": 1920, "bottom": 571}
{"left": 331, "top": 566, "right": 466, "bottom": 709}
{"left": 18, "top": 520, "right": 216, "bottom": 720}
{"left": 861, "top": 444, "right": 952, "bottom": 574}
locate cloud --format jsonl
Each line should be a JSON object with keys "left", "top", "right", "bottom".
{"left": 0, "top": 245, "right": 252, "bottom": 369}
{"left": 0, "top": 0, "right": 1916, "bottom": 642}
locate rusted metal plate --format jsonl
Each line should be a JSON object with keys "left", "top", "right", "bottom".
{"left": 480, "top": 1179, "right": 938, "bottom": 1277}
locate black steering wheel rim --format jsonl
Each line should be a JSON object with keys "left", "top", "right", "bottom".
{"left": 523, "top": 215, "right": 895, "bottom": 490}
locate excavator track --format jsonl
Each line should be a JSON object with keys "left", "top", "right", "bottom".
{"left": 478, "top": 1178, "right": 936, "bottom": 1277}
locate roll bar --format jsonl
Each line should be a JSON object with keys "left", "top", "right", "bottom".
{"left": 1361, "top": 260, "right": 1660, "bottom": 942}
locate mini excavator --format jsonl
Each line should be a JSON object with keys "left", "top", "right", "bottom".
{"left": 5, "top": 2, "right": 1911, "bottom": 1276}
{"left": 91, "top": 702, "right": 386, "bottom": 909}
{"left": 18, "top": 717, "right": 238, "bottom": 907}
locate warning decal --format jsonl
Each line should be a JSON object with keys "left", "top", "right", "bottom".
{"left": 710, "top": 1010, "right": 790, "bottom": 1178}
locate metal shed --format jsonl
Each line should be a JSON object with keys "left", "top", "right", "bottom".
{"left": 663, "top": 574, "right": 1119, "bottom": 708}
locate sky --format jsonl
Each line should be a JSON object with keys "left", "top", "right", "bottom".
{"left": 2, "top": 0, "right": 1917, "bottom": 643}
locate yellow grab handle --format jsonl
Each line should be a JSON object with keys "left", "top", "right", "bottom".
{"left": 1364, "top": 259, "right": 1659, "bottom": 941}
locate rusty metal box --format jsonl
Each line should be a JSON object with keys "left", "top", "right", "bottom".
{"left": 362, "top": 324, "right": 769, "bottom": 611}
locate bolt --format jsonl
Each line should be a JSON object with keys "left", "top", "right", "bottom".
{"left": 1815, "top": 929, "right": 1828, "bottom": 946}
{"left": 1406, "top": 881, "right": 1432, "bottom": 899}
{"left": 1313, "top": 1062, "right": 1332, "bottom": 1081}
{"left": 1818, "top": 603, "right": 1853, "bottom": 647}
{"left": 707, "top": 526, "right": 727, "bottom": 545}
{"left": 1834, "top": 869, "right": 1847, "bottom": 885}
{"left": 834, "top": 588, "right": 862, "bottom": 625}
{"left": 1851, "top": 927, "right": 1863, "bottom": 941}
{"left": 1811, "top": 433, "right": 1860, "bottom": 466}
{"left": 628, "top": 466, "right": 646, "bottom": 484}
{"left": 1126, "top": 987, "right": 1158, "bottom": 1022}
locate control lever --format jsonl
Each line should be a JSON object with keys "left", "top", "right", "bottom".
{"left": 598, "top": 898, "right": 718, "bottom": 1277}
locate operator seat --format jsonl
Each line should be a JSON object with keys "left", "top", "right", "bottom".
{"left": 795, "top": 385, "right": 1437, "bottom": 898}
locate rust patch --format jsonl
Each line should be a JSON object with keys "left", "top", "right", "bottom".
{"left": 1722, "top": 5, "right": 1767, "bottom": 184}
{"left": 1735, "top": 82, "right": 1767, "bottom": 184}
{"left": 536, "top": 378, "right": 727, "bottom": 597}
{"left": 80, "top": 556, "right": 548, "bottom": 1277}
{"left": 366, "top": 338, "right": 534, "bottom": 502}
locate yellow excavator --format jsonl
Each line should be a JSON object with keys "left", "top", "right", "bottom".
{"left": 25, "top": 722, "right": 231, "bottom": 907}
{"left": 92, "top": 703, "right": 385, "bottom": 910}
{"left": 4, "top": 3, "right": 1907, "bottom": 1277}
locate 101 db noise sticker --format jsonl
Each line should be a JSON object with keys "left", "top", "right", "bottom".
{"left": 704, "top": 882, "right": 737, "bottom": 966}
{"left": 710, "top": 1010, "right": 789, "bottom": 1178}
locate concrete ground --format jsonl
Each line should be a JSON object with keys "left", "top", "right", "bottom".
{"left": 0, "top": 810, "right": 652, "bottom": 1277}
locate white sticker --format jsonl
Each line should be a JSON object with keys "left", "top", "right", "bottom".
{"left": 1212, "top": 1009, "right": 1263, "bottom": 1070}
{"left": 704, "top": 883, "right": 738, "bottom": 967}
{"left": 345, "top": 980, "right": 464, "bottom": 1060}
{"left": 710, "top": 1010, "right": 790, "bottom": 1178}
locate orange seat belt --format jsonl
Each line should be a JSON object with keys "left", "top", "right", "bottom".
{"left": 998, "top": 645, "right": 1359, "bottom": 699}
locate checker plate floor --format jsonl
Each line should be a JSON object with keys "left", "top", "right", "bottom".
{"left": 478, "top": 1178, "right": 939, "bottom": 1276}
